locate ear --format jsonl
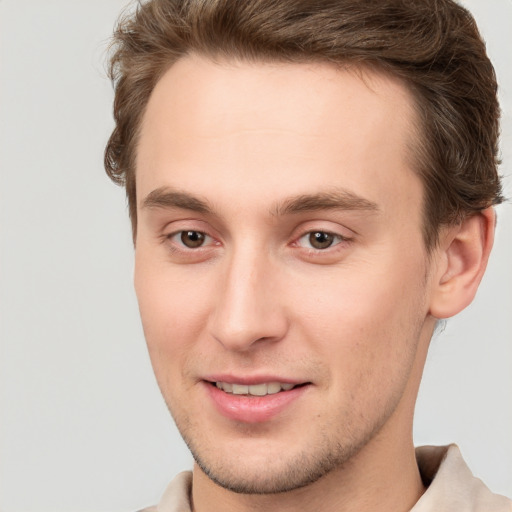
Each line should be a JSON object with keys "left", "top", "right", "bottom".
{"left": 428, "top": 208, "right": 495, "bottom": 319}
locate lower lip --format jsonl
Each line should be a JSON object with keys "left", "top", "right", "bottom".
{"left": 204, "top": 382, "right": 308, "bottom": 423}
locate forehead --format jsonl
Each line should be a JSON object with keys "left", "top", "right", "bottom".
{"left": 136, "top": 55, "right": 422, "bottom": 222}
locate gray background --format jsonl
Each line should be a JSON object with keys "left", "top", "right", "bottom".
{"left": 0, "top": 1, "right": 511, "bottom": 511}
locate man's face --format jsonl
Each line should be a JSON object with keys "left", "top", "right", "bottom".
{"left": 134, "top": 56, "right": 437, "bottom": 493}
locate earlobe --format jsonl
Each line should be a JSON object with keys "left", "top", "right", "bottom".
{"left": 428, "top": 208, "right": 496, "bottom": 319}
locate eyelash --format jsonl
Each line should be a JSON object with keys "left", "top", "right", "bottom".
{"left": 164, "top": 230, "right": 217, "bottom": 251}
{"left": 295, "top": 230, "right": 350, "bottom": 251}
{"left": 163, "top": 228, "right": 352, "bottom": 255}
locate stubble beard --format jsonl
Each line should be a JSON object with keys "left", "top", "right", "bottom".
{"left": 158, "top": 299, "right": 428, "bottom": 496}
{"left": 190, "top": 437, "right": 365, "bottom": 495}
{"left": 169, "top": 402, "right": 397, "bottom": 495}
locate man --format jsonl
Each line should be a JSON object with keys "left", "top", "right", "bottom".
{"left": 104, "top": 0, "right": 511, "bottom": 510}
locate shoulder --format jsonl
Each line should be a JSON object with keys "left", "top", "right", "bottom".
{"left": 137, "top": 471, "right": 193, "bottom": 512}
{"left": 413, "top": 444, "right": 512, "bottom": 511}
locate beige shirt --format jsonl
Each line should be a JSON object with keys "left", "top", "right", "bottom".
{"left": 143, "top": 445, "right": 512, "bottom": 511}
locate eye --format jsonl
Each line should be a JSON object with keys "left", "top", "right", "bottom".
{"left": 297, "top": 231, "right": 346, "bottom": 250}
{"left": 169, "top": 230, "right": 212, "bottom": 249}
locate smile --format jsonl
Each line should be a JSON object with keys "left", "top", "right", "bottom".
{"left": 206, "top": 379, "right": 310, "bottom": 423}
{"left": 215, "top": 381, "right": 296, "bottom": 396}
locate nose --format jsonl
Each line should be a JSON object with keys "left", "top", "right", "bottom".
{"left": 208, "top": 246, "right": 289, "bottom": 352}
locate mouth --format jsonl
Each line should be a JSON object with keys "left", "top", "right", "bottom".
{"left": 212, "top": 381, "right": 301, "bottom": 396}
{"left": 204, "top": 378, "right": 310, "bottom": 423}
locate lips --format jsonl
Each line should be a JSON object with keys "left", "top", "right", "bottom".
{"left": 215, "top": 381, "right": 295, "bottom": 396}
{"left": 204, "top": 377, "right": 309, "bottom": 423}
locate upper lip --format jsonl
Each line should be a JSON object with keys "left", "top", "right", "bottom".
{"left": 203, "top": 375, "right": 307, "bottom": 386}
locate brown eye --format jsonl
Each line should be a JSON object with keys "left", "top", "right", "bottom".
{"left": 180, "top": 231, "right": 206, "bottom": 248}
{"left": 308, "top": 231, "right": 335, "bottom": 249}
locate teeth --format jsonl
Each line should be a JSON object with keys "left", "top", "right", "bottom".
{"left": 215, "top": 381, "right": 296, "bottom": 396}
{"left": 216, "top": 382, "right": 233, "bottom": 392}
{"left": 232, "top": 384, "right": 249, "bottom": 395}
{"left": 248, "top": 383, "right": 268, "bottom": 396}
{"left": 267, "top": 382, "right": 281, "bottom": 394}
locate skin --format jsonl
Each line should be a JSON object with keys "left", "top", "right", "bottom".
{"left": 133, "top": 55, "right": 494, "bottom": 512}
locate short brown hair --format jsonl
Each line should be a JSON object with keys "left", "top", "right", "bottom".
{"left": 104, "top": 0, "right": 503, "bottom": 248}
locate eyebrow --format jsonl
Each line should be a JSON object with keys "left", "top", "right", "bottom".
{"left": 272, "top": 190, "right": 380, "bottom": 216}
{"left": 141, "top": 187, "right": 213, "bottom": 214}
{"left": 141, "top": 187, "right": 379, "bottom": 216}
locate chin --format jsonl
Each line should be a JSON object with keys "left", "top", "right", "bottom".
{"left": 181, "top": 426, "right": 372, "bottom": 495}
{"left": 193, "top": 451, "right": 336, "bottom": 494}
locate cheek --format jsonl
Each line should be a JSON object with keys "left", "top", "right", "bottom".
{"left": 289, "top": 257, "right": 428, "bottom": 380}
{"left": 134, "top": 252, "right": 214, "bottom": 379}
